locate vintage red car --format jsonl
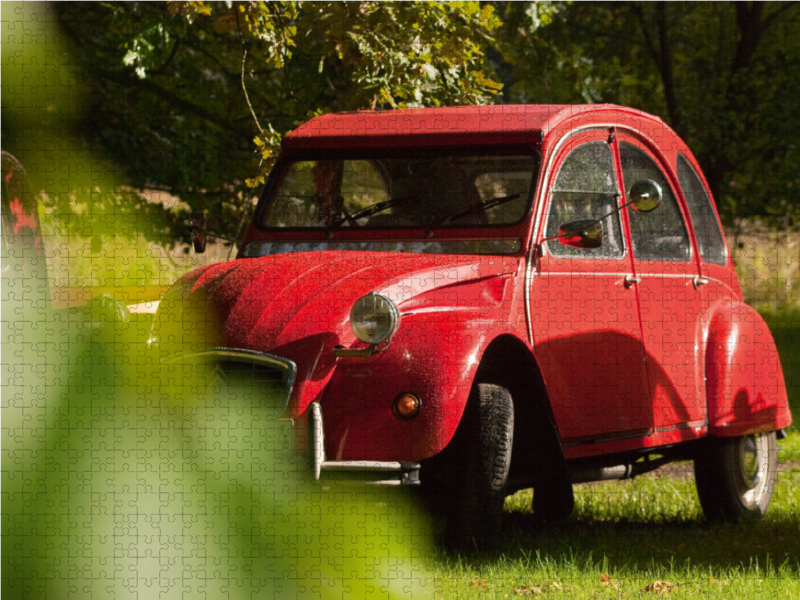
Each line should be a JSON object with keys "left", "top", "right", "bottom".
{"left": 151, "top": 104, "right": 791, "bottom": 545}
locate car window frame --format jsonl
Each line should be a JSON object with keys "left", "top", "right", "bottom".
{"left": 675, "top": 152, "right": 728, "bottom": 266}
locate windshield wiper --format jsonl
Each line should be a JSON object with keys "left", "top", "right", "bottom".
{"left": 432, "top": 194, "right": 521, "bottom": 227}
{"left": 328, "top": 194, "right": 418, "bottom": 228}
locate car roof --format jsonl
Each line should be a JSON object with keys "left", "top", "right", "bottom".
{"left": 282, "top": 104, "right": 668, "bottom": 151}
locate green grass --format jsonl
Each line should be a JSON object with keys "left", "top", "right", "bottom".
{"left": 423, "top": 454, "right": 800, "bottom": 598}
{"left": 762, "top": 306, "right": 800, "bottom": 436}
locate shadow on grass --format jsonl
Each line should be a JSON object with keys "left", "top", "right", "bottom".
{"left": 436, "top": 500, "right": 800, "bottom": 574}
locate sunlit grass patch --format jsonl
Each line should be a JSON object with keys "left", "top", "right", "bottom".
{"left": 733, "top": 226, "right": 799, "bottom": 312}
{"left": 571, "top": 472, "right": 701, "bottom": 524}
{"left": 427, "top": 558, "right": 800, "bottom": 599}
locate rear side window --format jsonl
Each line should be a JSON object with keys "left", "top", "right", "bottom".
{"left": 620, "top": 142, "right": 690, "bottom": 262}
{"left": 676, "top": 154, "right": 727, "bottom": 265}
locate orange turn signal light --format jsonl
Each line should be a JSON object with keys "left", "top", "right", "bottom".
{"left": 393, "top": 392, "right": 422, "bottom": 420}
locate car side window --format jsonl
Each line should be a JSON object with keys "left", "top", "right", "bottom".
{"left": 676, "top": 154, "right": 727, "bottom": 265}
{"left": 620, "top": 142, "right": 690, "bottom": 262}
{"left": 545, "top": 141, "right": 624, "bottom": 258}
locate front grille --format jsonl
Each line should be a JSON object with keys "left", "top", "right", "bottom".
{"left": 211, "top": 360, "right": 289, "bottom": 415}
{"left": 163, "top": 348, "right": 297, "bottom": 417}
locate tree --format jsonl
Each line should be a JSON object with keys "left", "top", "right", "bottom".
{"left": 32, "top": 1, "right": 501, "bottom": 247}
{"left": 492, "top": 1, "right": 800, "bottom": 227}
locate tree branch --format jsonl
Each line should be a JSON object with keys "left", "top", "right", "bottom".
{"left": 632, "top": 4, "right": 681, "bottom": 132}
{"left": 180, "top": 39, "right": 240, "bottom": 82}
{"left": 268, "top": 3, "right": 302, "bottom": 116}
{"left": 762, "top": 1, "right": 800, "bottom": 31}
{"left": 240, "top": 49, "right": 264, "bottom": 136}
{"left": 732, "top": 2, "right": 764, "bottom": 76}
{"left": 149, "top": 37, "right": 181, "bottom": 76}
{"left": 56, "top": 7, "right": 254, "bottom": 141}
{"left": 631, "top": 4, "right": 661, "bottom": 67}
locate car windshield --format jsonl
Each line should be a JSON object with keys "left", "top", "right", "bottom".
{"left": 260, "top": 153, "right": 540, "bottom": 230}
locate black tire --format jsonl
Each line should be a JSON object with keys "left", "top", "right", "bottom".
{"left": 694, "top": 431, "right": 778, "bottom": 523}
{"left": 445, "top": 383, "right": 514, "bottom": 549}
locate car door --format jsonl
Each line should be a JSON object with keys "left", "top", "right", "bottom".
{"left": 616, "top": 137, "right": 707, "bottom": 443}
{"left": 531, "top": 130, "right": 650, "bottom": 445}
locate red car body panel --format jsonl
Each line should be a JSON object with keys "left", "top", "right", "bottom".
{"left": 156, "top": 104, "right": 791, "bottom": 467}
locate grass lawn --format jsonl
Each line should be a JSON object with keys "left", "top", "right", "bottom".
{"left": 427, "top": 450, "right": 800, "bottom": 599}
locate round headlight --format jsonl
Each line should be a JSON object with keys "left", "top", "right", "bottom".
{"left": 349, "top": 293, "right": 400, "bottom": 345}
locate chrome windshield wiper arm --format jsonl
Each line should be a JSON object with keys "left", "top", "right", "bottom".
{"left": 328, "top": 195, "right": 418, "bottom": 228}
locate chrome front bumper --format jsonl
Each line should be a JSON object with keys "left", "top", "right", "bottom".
{"left": 161, "top": 350, "right": 419, "bottom": 486}
{"left": 307, "top": 402, "right": 421, "bottom": 486}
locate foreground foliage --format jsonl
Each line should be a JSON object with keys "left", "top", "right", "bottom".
{"left": 3, "top": 310, "right": 434, "bottom": 600}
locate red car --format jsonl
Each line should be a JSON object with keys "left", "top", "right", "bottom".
{"left": 152, "top": 105, "right": 791, "bottom": 544}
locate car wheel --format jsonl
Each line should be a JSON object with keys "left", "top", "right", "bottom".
{"left": 694, "top": 431, "right": 778, "bottom": 523}
{"left": 445, "top": 383, "right": 514, "bottom": 549}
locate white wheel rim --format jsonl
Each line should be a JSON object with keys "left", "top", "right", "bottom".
{"left": 737, "top": 434, "right": 770, "bottom": 510}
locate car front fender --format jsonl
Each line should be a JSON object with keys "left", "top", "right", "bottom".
{"left": 318, "top": 308, "right": 520, "bottom": 462}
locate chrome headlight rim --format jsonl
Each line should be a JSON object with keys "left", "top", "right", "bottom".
{"left": 349, "top": 292, "right": 400, "bottom": 346}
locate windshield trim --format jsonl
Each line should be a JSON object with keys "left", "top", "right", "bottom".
{"left": 252, "top": 146, "right": 542, "bottom": 233}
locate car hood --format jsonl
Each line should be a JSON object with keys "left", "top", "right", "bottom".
{"left": 166, "top": 250, "right": 519, "bottom": 353}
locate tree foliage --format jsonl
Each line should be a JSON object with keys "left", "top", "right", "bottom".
{"left": 41, "top": 1, "right": 501, "bottom": 247}
{"left": 492, "top": 1, "right": 800, "bottom": 226}
{"left": 6, "top": 1, "right": 799, "bottom": 250}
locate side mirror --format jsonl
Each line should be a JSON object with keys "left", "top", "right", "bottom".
{"left": 556, "top": 219, "right": 604, "bottom": 249}
{"left": 628, "top": 179, "right": 662, "bottom": 213}
{"left": 189, "top": 211, "right": 207, "bottom": 254}
{"left": 541, "top": 180, "right": 662, "bottom": 252}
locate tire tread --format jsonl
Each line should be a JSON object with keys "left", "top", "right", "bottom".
{"left": 446, "top": 383, "right": 514, "bottom": 549}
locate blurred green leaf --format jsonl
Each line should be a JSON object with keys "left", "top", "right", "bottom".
{"left": 3, "top": 301, "right": 434, "bottom": 599}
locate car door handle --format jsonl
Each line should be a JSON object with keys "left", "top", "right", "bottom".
{"left": 624, "top": 275, "right": 641, "bottom": 288}
{"left": 693, "top": 276, "right": 709, "bottom": 289}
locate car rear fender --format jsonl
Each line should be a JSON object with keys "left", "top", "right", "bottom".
{"left": 706, "top": 300, "right": 792, "bottom": 436}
